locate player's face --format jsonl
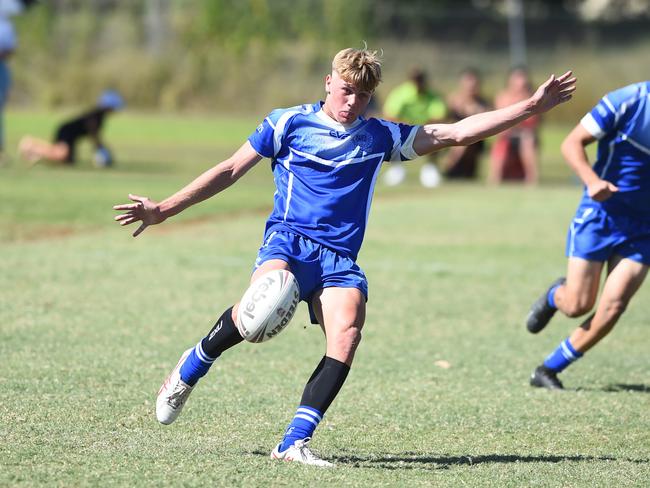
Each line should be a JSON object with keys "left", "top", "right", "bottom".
{"left": 324, "top": 71, "right": 372, "bottom": 124}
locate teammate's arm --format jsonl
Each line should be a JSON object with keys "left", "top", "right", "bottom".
{"left": 412, "top": 71, "right": 576, "bottom": 155}
{"left": 113, "top": 141, "right": 263, "bottom": 237}
{"left": 561, "top": 124, "right": 618, "bottom": 202}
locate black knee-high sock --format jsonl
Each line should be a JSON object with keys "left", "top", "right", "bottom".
{"left": 300, "top": 356, "right": 351, "bottom": 413}
{"left": 279, "top": 356, "right": 351, "bottom": 450}
{"left": 201, "top": 306, "right": 244, "bottom": 358}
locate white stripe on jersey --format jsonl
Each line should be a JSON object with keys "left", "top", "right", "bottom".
{"left": 271, "top": 105, "right": 317, "bottom": 158}
{"left": 281, "top": 149, "right": 296, "bottom": 220}
{"left": 400, "top": 125, "right": 421, "bottom": 159}
{"left": 568, "top": 221, "right": 578, "bottom": 257}
{"left": 377, "top": 119, "right": 402, "bottom": 161}
{"left": 364, "top": 155, "right": 384, "bottom": 227}
{"left": 625, "top": 134, "right": 650, "bottom": 156}
{"left": 289, "top": 146, "right": 384, "bottom": 168}
{"left": 598, "top": 138, "right": 618, "bottom": 179}
{"left": 602, "top": 95, "right": 616, "bottom": 116}
{"left": 273, "top": 111, "right": 300, "bottom": 158}
{"left": 283, "top": 172, "right": 294, "bottom": 221}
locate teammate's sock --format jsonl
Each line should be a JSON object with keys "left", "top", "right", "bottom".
{"left": 543, "top": 337, "right": 583, "bottom": 372}
{"left": 279, "top": 406, "right": 323, "bottom": 452}
{"left": 546, "top": 283, "right": 562, "bottom": 309}
{"left": 279, "top": 356, "right": 350, "bottom": 451}
{"left": 179, "top": 306, "right": 244, "bottom": 386}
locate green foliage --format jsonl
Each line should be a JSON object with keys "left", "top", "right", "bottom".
{"left": 8, "top": 1, "right": 650, "bottom": 114}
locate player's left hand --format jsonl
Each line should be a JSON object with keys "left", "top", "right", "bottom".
{"left": 530, "top": 71, "right": 577, "bottom": 113}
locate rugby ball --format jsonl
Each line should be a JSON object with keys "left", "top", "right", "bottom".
{"left": 236, "top": 269, "right": 300, "bottom": 343}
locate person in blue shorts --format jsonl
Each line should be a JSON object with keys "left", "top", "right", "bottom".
{"left": 526, "top": 81, "right": 650, "bottom": 390}
{"left": 114, "top": 47, "right": 575, "bottom": 466}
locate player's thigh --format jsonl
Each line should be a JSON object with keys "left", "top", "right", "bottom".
{"left": 311, "top": 287, "right": 366, "bottom": 337}
{"left": 600, "top": 256, "right": 648, "bottom": 308}
{"left": 565, "top": 257, "right": 603, "bottom": 306}
{"left": 312, "top": 287, "right": 366, "bottom": 365}
{"left": 250, "top": 258, "right": 290, "bottom": 283}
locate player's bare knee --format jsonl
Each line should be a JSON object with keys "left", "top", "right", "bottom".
{"left": 330, "top": 325, "right": 362, "bottom": 358}
{"left": 563, "top": 295, "right": 595, "bottom": 317}
{"left": 564, "top": 304, "right": 590, "bottom": 318}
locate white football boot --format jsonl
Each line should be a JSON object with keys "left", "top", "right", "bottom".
{"left": 156, "top": 348, "right": 194, "bottom": 425}
{"left": 270, "top": 438, "right": 334, "bottom": 468}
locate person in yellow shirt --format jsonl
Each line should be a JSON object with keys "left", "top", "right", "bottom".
{"left": 382, "top": 68, "right": 447, "bottom": 187}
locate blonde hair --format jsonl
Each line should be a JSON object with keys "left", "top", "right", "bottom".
{"left": 331, "top": 47, "right": 382, "bottom": 93}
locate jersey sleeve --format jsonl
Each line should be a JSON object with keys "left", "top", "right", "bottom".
{"left": 248, "top": 112, "right": 278, "bottom": 158}
{"left": 580, "top": 83, "right": 640, "bottom": 139}
{"left": 378, "top": 119, "right": 420, "bottom": 162}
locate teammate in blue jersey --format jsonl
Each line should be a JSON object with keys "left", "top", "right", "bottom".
{"left": 526, "top": 81, "right": 650, "bottom": 390}
{"left": 114, "top": 47, "right": 575, "bottom": 466}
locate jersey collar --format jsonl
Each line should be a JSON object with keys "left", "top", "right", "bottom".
{"left": 315, "top": 101, "right": 363, "bottom": 132}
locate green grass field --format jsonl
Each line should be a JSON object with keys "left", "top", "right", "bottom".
{"left": 1, "top": 111, "right": 648, "bottom": 487}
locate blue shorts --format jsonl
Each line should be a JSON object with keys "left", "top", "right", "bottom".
{"left": 566, "top": 205, "right": 650, "bottom": 265}
{"left": 254, "top": 231, "right": 369, "bottom": 324}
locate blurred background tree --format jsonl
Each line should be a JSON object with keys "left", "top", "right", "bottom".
{"left": 9, "top": 0, "right": 650, "bottom": 119}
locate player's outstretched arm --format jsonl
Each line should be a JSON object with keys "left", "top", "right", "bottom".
{"left": 412, "top": 71, "right": 577, "bottom": 155}
{"left": 561, "top": 123, "right": 618, "bottom": 202}
{"left": 113, "top": 141, "right": 262, "bottom": 237}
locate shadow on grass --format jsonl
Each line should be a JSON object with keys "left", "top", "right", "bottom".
{"left": 251, "top": 450, "right": 648, "bottom": 470}
{"left": 327, "top": 453, "right": 650, "bottom": 470}
{"left": 573, "top": 384, "right": 650, "bottom": 393}
{"left": 602, "top": 383, "right": 650, "bottom": 393}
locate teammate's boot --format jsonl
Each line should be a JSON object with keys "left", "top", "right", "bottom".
{"left": 156, "top": 348, "right": 195, "bottom": 425}
{"left": 526, "top": 277, "right": 566, "bottom": 334}
{"left": 530, "top": 365, "right": 564, "bottom": 390}
{"left": 270, "top": 438, "right": 334, "bottom": 468}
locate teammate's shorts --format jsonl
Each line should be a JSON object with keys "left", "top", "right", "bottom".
{"left": 254, "top": 230, "right": 369, "bottom": 324}
{"left": 566, "top": 205, "right": 650, "bottom": 265}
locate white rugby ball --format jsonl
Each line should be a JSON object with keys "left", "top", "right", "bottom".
{"left": 236, "top": 269, "right": 300, "bottom": 343}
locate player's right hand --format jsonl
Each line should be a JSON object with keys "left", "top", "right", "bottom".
{"left": 587, "top": 179, "right": 619, "bottom": 202}
{"left": 113, "top": 194, "right": 165, "bottom": 237}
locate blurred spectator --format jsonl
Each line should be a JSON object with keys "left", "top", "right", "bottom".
{"left": 18, "top": 90, "right": 125, "bottom": 167}
{"left": 0, "top": 0, "right": 38, "bottom": 164}
{"left": 0, "top": 0, "right": 21, "bottom": 163}
{"left": 489, "top": 67, "right": 540, "bottom": 185}
{"left": 443, "top": 68, "right": 490, "bottom": 180}
{"left": 382, "top": 67, "right": 447, "bottom": 187}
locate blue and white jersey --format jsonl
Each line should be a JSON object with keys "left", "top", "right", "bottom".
{"left": 580, "top": 81, "right": 650, "bottom": 216}
{"left": 248, "top": 101, "right": 419, "bottom": 260}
